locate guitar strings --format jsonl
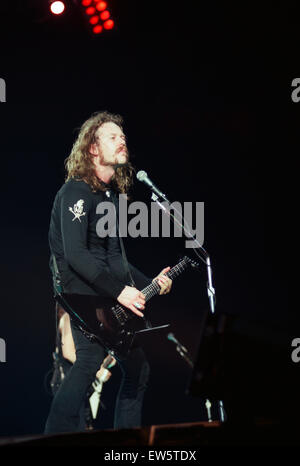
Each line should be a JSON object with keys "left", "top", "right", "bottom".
{"left": 112, "top": 258, "right": 190, "bottom": 324}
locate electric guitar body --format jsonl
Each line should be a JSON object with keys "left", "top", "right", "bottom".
{"left": 55, "top": 256, "right": 198, "bottom": 360}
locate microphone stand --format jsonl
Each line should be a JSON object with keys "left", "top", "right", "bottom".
{"left": 150, "top": 192, "right": 216, "bottom": 314}
{"left": 168, "top": 336, "right": 194, "bottom": 368}
{"left": 175, "top": 345, "right": 194, "bottom": 368}
{"left": 150, "top": 191, "right": 224, "bottom": 423}
{"left": 167, "top": 332, "right": 226, "bottom": 423}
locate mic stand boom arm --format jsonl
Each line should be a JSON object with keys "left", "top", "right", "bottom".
{"left": 151, "top": 192, "right": 216, "bottom": 314}
{"left": 150, "top": 190, "right": 225, "bottom": 422}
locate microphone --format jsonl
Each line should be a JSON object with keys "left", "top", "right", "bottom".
{"left": 167, "top": 332, "right": 188, "bottom": 353}
{"left": 136, "top": 170, "right": 168, "bottom": 201}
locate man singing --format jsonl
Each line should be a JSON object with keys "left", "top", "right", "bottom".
{"left": 44, "top": 111, "right": 172, "bottom": 433}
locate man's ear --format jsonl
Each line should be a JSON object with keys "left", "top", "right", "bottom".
{"left": 89, "top": 143, "right": 99, "bottom": 156}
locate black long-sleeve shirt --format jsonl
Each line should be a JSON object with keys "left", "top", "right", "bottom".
{"left": 49, "top": 178, "right": 151, "bottom": 299}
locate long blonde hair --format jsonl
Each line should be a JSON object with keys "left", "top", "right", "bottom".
{"left": 65, "top": 111, "right": 134, "bottom": 193}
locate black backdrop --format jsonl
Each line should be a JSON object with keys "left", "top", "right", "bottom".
{"left": 0, "top": 0, "right": 295, "bottom": 438}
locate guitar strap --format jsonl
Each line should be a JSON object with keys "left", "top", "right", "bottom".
{"left": 51, "top": 254, "right": 63, "bottom": 296}
{"left": 51, "top": 256, "right": 95, "bottom": 342}
{"left": 109, "top": 190, "right": 154, "bottom": 329}
{"left": 110, "top": 190, "right": 136, "bottom": 288}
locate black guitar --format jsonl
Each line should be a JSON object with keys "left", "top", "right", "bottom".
{"left": 55, "top": 256, "right": 199, "bottom": 360}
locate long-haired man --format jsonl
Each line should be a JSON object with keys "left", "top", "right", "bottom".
{"left": 44, "top": 111, "right": 172, "bottom": 433}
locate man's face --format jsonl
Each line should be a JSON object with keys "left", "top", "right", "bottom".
{"left": 93, "top": 122, "right": 128, "bottom": 166}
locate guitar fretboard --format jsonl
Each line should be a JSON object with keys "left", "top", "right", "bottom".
{"left": 142, "top": 259, "right": 190, "bottom": 301}
{"left": 112, "top": 257, "right": 191, "bottom": 324}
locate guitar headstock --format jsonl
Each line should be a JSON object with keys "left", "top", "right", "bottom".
{"left": 180, "top": 255, "right": 200, "bottom": 269}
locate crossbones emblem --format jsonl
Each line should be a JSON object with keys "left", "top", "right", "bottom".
{"left": 69, "top": 199, "right": 86, "bottom": 222}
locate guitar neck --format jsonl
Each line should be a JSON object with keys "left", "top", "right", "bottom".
{"left": 142, "top": 257, "right": 190, "bottom": 302}
{"left": 111, "top": 257, "right": 192, "bottom": 327}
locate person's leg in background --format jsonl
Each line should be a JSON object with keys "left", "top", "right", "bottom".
{"left": 44, "top": 320, "right": 105, "bottom": 434}
{"left": 114, "top": 345, "right": 150, "bottom": 429}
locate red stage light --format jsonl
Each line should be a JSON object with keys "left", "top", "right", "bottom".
{"left": 78, "top": 1, "right": 114, "bottom": 35}
{"left": 86, "top": 6, "right": 96, "bottom": 15}
{"left": 103, "top": 19, "right": 114, "bottom": 29}
{"left": 100, "top": 10, "right": 110, "bottom": 21}
{"left": 93, "top": 24, "right": 103, "bottom": 34}
{"left": 89, "top": 15, "right": 99, "bottom": 25}
{"left": 50, "top": 1, "right": 65, "bottom": 15}
{"left": 95, "top": 1, "right": 107, "bottom": 11}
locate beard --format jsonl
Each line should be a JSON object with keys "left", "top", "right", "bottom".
{"left": 99, "top": 148, "right": 128, "bottom": 167}
{"left": 97, "top": 147, "right": 134, "bottom": 193}
{"left": 115, "top": 147, "right": 129, "bottom": 164}
{"left": 111, "top": 160, "right": 135, "bottom": 194}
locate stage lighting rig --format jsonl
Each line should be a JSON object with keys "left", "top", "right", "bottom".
{"left": 78, "top": 0, "right": 115, "bottom": 35}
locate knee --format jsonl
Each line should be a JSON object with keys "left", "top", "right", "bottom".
{"left": 138, "top": 359, "right": 150, "bottom": 390}
{"left": 75, "top": 347, "right": 103, "bottom": 374}
{"left": 119, "top": 356, "right": 150, "bottom": 399}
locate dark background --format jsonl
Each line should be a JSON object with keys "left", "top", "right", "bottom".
{"left": 0, "top": 0, "right": 296, "bottom": 438}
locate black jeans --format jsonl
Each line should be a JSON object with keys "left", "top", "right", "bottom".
{"left": 44, "top": 319, "right": 150, "bottom": 434}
